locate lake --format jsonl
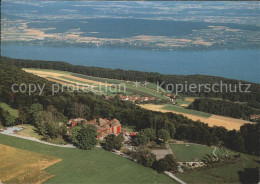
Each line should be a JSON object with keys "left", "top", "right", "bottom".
{"left": 1, "top": 44, "right": 259, "bottom": 83}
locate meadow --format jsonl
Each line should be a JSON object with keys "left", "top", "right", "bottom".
{"left": 0, "top": 134, "right": 176, "bottom": 184}
{"left": 176, "top": 153, "right": 259, "bottom": 184}
{"left": 170, "top": 143, "right": 234, "bottom": 162}
{"left": 162, "top": 105, "right": 211, "bottom": 118}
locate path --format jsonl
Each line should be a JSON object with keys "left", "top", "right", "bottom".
{"left": 0, "top": 132, "right": 76, "bottom": 148}
{"left": 213, "top": 146, "right": 218, "bottom": 161}
{"left": 164, "top": 171, "right": 187, "bottom": 184}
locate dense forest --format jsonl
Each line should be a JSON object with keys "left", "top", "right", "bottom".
{"left": 188, "top": 99, "right": 260, "bottom": 120}
{"left": 1, "top": 56, "right": 260, "bottom": 109}
{"left": 0, "top": 61, "right": 259, "bottom": 155}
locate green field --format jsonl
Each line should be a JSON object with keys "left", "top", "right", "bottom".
{"left": 163, "top": 105, "right": 211, "bottom": 117}
{"left": 0, "top": 134, "right": 176, "bottom": 184}
{"left": 171, "top": 143, "right": 259, "bottom": 184}
{"left": 175, "top": 99, "right": 192, "bottom": 106}
{"left": 170, "top": 143, "right": 233, "bottom": 162}
{"left": 176, "top": 154, "right": 259, "bottom": 184}
{"left": 0, "top": 103, "right": 19, "bottom": 118}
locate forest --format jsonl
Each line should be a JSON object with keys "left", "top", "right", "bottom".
{"left": 2, "top": 56, "right": 260, "bottom": 109}
{"left": 188, "top": 98, "right": 260, "bottom": 120}
{"left": 0, "top": 60, "right": 258, "bottom": 156}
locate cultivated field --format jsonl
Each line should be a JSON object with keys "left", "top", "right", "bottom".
{"left": 0, "top": 134, "right": 176, "bottom": 184}
{"left": 23, "top": 68, "right": 167, "bottom": 99}
{"left": 0, "top": 144, "right": 61, "bottom": 184}
{"left": 139, "top": 104, "right": 252, "bottom": 130}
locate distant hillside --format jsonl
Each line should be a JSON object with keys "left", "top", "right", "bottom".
{"left": 2, "top": 56, "right": 260, "bottom": 108}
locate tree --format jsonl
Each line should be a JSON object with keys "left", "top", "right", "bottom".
{"left": 104, "top": 134, "right": 124, "bottom": 151}
{"left": 75, "top": 124, "right": 97, "bottom": 150}
{"left": 163, "top": 154, "right": 178, "bottom": 172}
{"left": 17, "top": 108, "right": 27, "bottom": 125}
{"left": 131, "top": 147, "right": 156, "bottom": 167}
{"left": 35, "top": 111, "right": 61, "bottom": 138}
{"left": 73, "top": 103, "right": 87, "bottom": 118}
{"left": 225, "top": 130, "right": 245, "bottom": 152}
{"left": 157, "top": 129, "right": 170, "bottom": 143}
{"left": 141, "top": 128, "right": 156, "bottom": 141}
{"left": 28, "top": 103, "right": 43, "bottom": 124}
{"left": 153, "top": 154, "right": 178, "bottom": 173}
{"left": 69, "top": 126, "right": 81, "bottom": 145}
{"left": 0, "top": 108, "right": 15, "bottom": 127}
{"left": 135, "top": 133, "right": 150, "bottom": 146}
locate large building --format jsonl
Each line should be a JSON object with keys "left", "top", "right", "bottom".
{"left": 68, "top": 118, "right": 121, "bottom": 140}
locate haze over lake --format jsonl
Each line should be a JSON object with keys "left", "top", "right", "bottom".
{"left": 2, "top": 44, "right": 259, "bottom": 83}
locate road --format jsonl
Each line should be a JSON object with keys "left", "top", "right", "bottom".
{"left": 164, "top": 171, "right": 187, "bottom": 184}
{"left": 0, "top": 132, "right": 76, "bottom": 148}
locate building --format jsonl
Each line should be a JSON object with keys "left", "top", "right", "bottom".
{"left": 68, "top": 117, "right": 121, "bottom": 140}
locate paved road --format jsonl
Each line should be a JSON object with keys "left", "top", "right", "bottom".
{"left": 164, "top": 171, "right": 187, "bottom": 184}
{"left": 0, "top": 132, "right": 76, "bottom": 148}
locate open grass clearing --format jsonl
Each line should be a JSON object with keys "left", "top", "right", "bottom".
{"left": 170, "top": 143, "right": 234, "bottom": 162}
{"left": 0, "top": 102, "right": 19, "bottom": 118}
{"left": 0, "top": 134, "right": 176, "bottom": 184}
{"left": 162, "top": 105, "right": 211, "bottom": 117}
{"left": 175, "top": 153, "right": 259, "bottom": 184}
{"left": 0, "top": 144, "right": 61, "bottom": 184}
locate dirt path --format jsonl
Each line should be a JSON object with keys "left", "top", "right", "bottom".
{"left": 213, "top": 147, "right": 218, "bottom": 161}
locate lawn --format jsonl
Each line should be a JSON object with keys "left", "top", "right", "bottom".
{"left": 15, "top": 124, "right": 43, "bottom": 139}
{"left": 175, "top": 99, "right": 192, "bottom": 106}
{"left": 0, "top": 102, "right": 19, "bottom": 118}
{"left": 175, "top": 153, "right": 259, "bottom": 184}
{"left": 0, "top": 134, "right": 176, "bottom": 184}
{"left": 162, "top": 105, "right": 211, "bottom": 118}
{"left": 171, "top": 143, "right": 259, "bottom": 183}
{"left": 170, "top": 143, "right": 234, "bottom": 162}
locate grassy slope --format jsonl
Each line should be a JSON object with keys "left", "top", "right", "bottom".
{"left": 0, "top": 134, "right": 176, "bottom": 184}
{"left": 170, "top": 144, "right": 235, "bottom": 162}
{"left": 0, "top": 103, "right": 19, "bottom": 118}
{"left": 171, "top": 143, "right": 259, "bottom": 184}
{"left": 176, "top": 154, "right": 259, "bottom": 184}
{"left": 162, "top": 105, "right": 211, "bottom": 117}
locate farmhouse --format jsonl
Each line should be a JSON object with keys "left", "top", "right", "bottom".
{"left": 68, "top": 118, "right": 121, "bottom": 140}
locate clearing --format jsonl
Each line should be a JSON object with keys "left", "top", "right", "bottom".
{"left": 0, "top": 102, "right": 19, "bottom": 118}
{"left": 170, "top": 143, "right": 234, "bottom": 162}
{"left": 0, "top": 144, "right": 61, "bottom": 184}
{"left": 175, "top": 153, "right": 259, "bottom": 184}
